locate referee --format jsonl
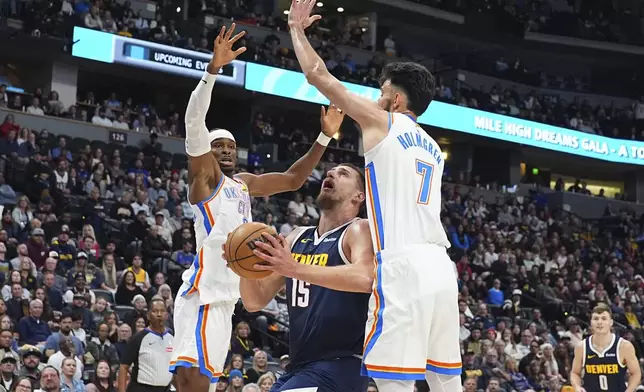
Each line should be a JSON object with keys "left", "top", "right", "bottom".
{"left": 118, "top": 298, "right": 173, "bottom": 392}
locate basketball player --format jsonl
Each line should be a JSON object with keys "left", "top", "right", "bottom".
{"left": 171, "top": 23, "right": 346, "bottom": 392}
{"left": 229, "top": 163, "right": 374, "bottom": 392}
{"left": 570, "top": 304, "right": 640, "bottom": 392}
{"left": 286, "top": 1, "right": 460, "bottom": 392}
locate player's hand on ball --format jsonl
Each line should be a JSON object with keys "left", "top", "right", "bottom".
{"left": 320, "top": 105, "right": 344, "bottom": 139}
{"left": 211, "top": 23, "right": 247, "bottom": 69}
{"left": 287, "top": 0, "right": 321, "bottom": 30}
{"left": 252, "top": 233, "right": 298, "bottom": 278}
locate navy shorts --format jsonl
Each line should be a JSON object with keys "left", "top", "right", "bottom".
{"left": 271, "top": 357, "right": 368, "bottom": 392}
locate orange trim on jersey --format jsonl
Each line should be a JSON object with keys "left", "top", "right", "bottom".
{"left": 202, "top": 183, "right": 223, "bottom": 229}
{"left": 364, "top": 166, "right": 382, "bottom": 252}
{"left": 426, "top": 359, "right": 462, "bottom": 369}
{"left": 186, "top": 249, "right": 204, "bottom": 295}
{"left": 365, "top": 364, "right": 426, "bottom": 374}
{"left": 363, "top": 256, "right": 381, "bottom": 353}
{"left": 199, "top": 304, "right": 221, "bottom": 376}
{"left": 169, "top": 356, "right": 198, "bottom": 365}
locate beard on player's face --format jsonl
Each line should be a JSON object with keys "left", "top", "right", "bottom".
{"left": 316, "top": 191, "right": 339, "bottom": 211}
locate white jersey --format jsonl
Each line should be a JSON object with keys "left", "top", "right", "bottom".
{"left": 180, "top": 174, "right": 252, "bottom": 304}
{"left": 363, "top": 112, "right": 450, "bottom": 253}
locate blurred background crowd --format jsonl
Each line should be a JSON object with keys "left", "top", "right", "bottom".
{"left": 0, "top": 0, "right": 643, "bottom": 391}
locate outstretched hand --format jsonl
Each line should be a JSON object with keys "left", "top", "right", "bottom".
{"left": 210, "top": 23, "right": 247, "bottom": 70}
{"left": 288, "top": 0, "right": 321, "bottom": 30}
{"left": 252, "top": 233, "right": 299, "bottom": 278}
{"left": 320, "top": 105, "right": 344, "bottom": 138}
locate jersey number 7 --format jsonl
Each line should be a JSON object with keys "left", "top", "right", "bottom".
{"left": 416, "top": 159, "right": 434, "bottom": 205}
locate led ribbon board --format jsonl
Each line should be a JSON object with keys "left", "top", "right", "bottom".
{"left": 71, "top": 27, "right": 245, "bottom": 86}
{"left": 244, "top": 62, "right": 644, "bottom": 165}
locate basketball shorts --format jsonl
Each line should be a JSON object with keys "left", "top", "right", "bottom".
{"left": 362, "top": 244, "right": 462, "bottom": 381}
{"left": 271, "top": 357, "right": 368, "bottom": 392}
{"left": 169, "top": 290, "right": 236, "bottom": 383}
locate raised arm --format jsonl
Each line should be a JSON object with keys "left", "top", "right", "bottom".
{"left": 236, "top": 106, "right": 344, "bottom": 197}
{"left": 186, "top": 24, "right": 246, "bottom": 204}
{"left": 252, "top": 219, "right": 375, "bottom": 293}
{"left": 287, "top": 0, "right": 388, "bottom": 151}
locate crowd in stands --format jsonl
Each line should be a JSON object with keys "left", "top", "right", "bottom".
{"left": 0, "top": 88, "right": 643, "bottom": 392}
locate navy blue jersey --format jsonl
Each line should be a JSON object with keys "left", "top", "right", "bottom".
{"left": 287, "top": 219, "right": 370, "bottom": 369}
{"left": 583, "top": 334, "right": 627, "bottom": 392}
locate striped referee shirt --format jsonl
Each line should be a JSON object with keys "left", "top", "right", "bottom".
{"left": 120, "top": 328, "right": 174, "bottom": 388}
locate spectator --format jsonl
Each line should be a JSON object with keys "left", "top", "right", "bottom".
{"left": 113, "top": 324, "right": 131, "bottom": 360}
{"left": 2, "top": 271, "right": 30, "bottom": 301}
{"left": 44, "top": 314, "right": 84, "bottom": 358}
{"left": 6, "top": 284, "right": 27, "bottom": 321}
{"left": 231, "top": 322, "right": 255, "bottom": 359}
{"left": 37, "top": 366, "right": 61, "bottom": 392}
{"left": 19, "top": 346, "right": 42, "bottom": 385}
{"left": 0, "top": 354, "right": 19, "bottom": 392}
{"left": 47, "top": 337, "right": 83, "bottom": 381}
{"left": 59, "top": 357, "right": 84, "bottom": 392}
{"left": 41, "top": 272, "right": 64, "bottom": 312}
{"left": 114, "top": 272, "right": 142, "bottom": 307}
{"left": 25, "top": 230, "right": 47, "bottom": 270}
{"left": 244, "top": 351, "right": 268, "bottom": 384}
{"left": 84, "top": 323, "right": 119, "bottom": 370}
{"left": 0, "top": 330, "right": 18, "bottom": 365}
{"left": 63, "top": 273, "right": 96, "bottom": 306}
{"left": 17, "top": 300, "right": 50, "bottom": 347}
{"left": 124, "top": 256, "right": 150, "bottom": 292}
{"left": 84, "top": 360, "right": 114, "bottom": 392}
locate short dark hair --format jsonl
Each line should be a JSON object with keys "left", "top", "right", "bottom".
{"left": 379, "top": 62, "right": 435, "bottom": 115}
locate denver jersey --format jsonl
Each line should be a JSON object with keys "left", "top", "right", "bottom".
{"left": 582, "top": 334, "right": 627, "bottom": 392}
{"left": 287, "top": 220, "right": 370, "bottom": 369}
{"left": 363, "top": 112, "right": 450, "bottom": 253}
{"left": 181, "top": 175, "right": 252, "bottom": 303}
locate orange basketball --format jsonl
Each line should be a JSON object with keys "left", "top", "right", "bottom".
{"left": 225, "top": 222, "right": 276, "bottom": 280}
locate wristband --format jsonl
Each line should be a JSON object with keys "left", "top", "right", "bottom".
{"left": 202, "top": 70, "right": 218, "bottom": 84}
{"left": 316, "top": 132, "right": 332, "bottom": 146}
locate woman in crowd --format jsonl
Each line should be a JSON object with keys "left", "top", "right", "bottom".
{"left": 230, "top": 322, "right": 255, "bottom": 358}
{"left": 85, "top": 360, "right": 115, "bottom": 392}
{"left": 92, "top": 298, "right": 110, "bottom": 326}
{"left": 102, "top": 311, "right": 119, "bottom": 343}
{"left": 114, "top": 271, "right": 142, "bottom": 306}
{"left": 60, "top": 357, "right": 85, "bottom": 392}
{"left": 11, "top": 196, "right": 33, "bottom": 234}
{"left": 245, "top": 351, "right": 268, "bottom": 384}
{"left": 100, "top": 254, "right": 118, "bottom": 292}
{"left": 256, "top": 372, "right": 275, "bottom": 392}
{"left": 2, "top": 271, "right": 30, "bottom": 301}
{"left": 225, "top": 370, "right": 244, "bottom": 392}
{"left": 123, "top": 294, "right": 146, "bottom": 326}
{"left": 132, "top": 316, "right": 147, "bottom": 334}
{"left": 9, "top": 376, "right": 33, "bottom": 392}
{"left": 19, "top": 259, "right": 36, "bottom": 293}
{"left": 223, "top": 354, "right": 246, "bottom": 380}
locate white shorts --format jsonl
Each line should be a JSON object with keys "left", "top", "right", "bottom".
{"left": 362, "top": 244, "right": 462, "bottom": 381}
{"left": 169, "top": 290, "right": 236, "bottom": 382}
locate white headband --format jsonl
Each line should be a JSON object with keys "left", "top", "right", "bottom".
{"left": 208, "top": 129, "right": 235, "bottom": 144}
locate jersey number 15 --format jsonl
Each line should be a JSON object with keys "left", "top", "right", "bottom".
{"left": 291, "top": 279, "right": 310, "bottom": 308}
{"left": 416, "top": 159, "right": 434, "bottom": 205}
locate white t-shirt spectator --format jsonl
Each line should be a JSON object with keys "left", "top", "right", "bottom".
{"left": 113, "top": 120, "right": 129, "bottom": 130}
{"left": 287, "top": 201, "right": 306, "bottom": 218}
{"left": 47, "top": 353, "right": 83, "bottom": 380}
{"left": 305, "top": 204, "right": 319, "bottom": 220}
{"left": 131, "top": 202, "right": 150, "bottom": 216}
{"left": 26, "top": 106, "right": 44, "bottom": 116}
{"left": 279, "top": 222, "right": 295, "bottom": 237}
{"left": 92, "top": 115, "right": 113, "bottom": 127}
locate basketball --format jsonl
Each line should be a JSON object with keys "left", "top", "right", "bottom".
{"left": 225, "top": 222, "right": 277, "bottom": 280}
